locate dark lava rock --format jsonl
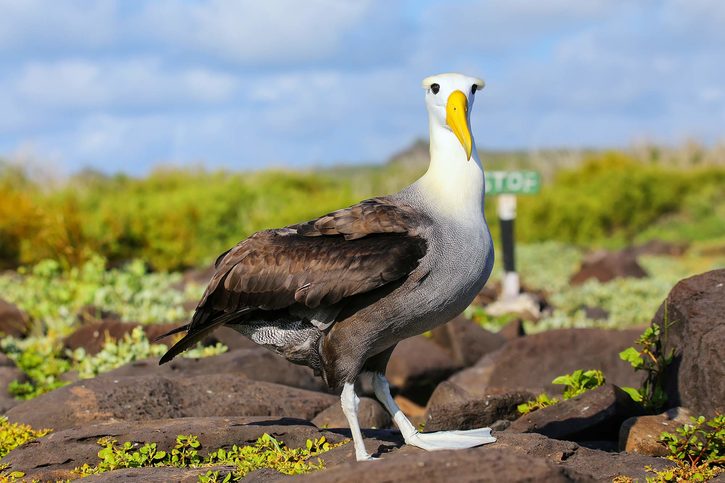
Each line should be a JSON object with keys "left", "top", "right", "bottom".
{"left": 570, "top": 249, "right": 648, "bottom": 285}
{"left": 1, "top": 416, "right": 338, "bottom": 481}
{"left": 312, "top": 396, "right": 390, "bottom": 430}
{"left": 81, "top": 466, "right": 236, "bottom": 483}
{"left": 424, "top": 381, "right": 533, "bottom": 432}
{"left": 386, "top": 335, "right": 461, "bottom": 405}
{"left": 654, "top": 269, "right": 725, "bottom": 417}
{"left": 429, "top": 315, "right": 506, "bottom": 367}
{"left": 5, "top": 373, "right": 337, "bottom": 431}
{"left": 449, "top": 328, "right": 643, "bottom": 396}
{"left": 498, "top": 318, "right": 526, "bottom": 340}
{"left": 65, "top": 320, "right": 259, "bottom": 355}
{"left": 105, "top": 348, "right": 330, "bottom": 393}
{"left": 583, "top": 306, "right": 610, "bottom": 321}
{"left": 0, "top": 353, "right": 23, "bottom": 413}
{"left": 493, "top": 432, "right": 670, "bottom": 482}
{"left": 291, "top": 445, "right": 577, "bottom": 483}
{"left": 64, "top": 319, "right": 143, "bottom": 354}
{"left": 507, "top": 384, "right": 644, "bottom": 441}
{"left": 619, "top": 407, "right": 692, "bottom": 456}
{"left": 0, "top": 298, "right": 30, "bottom": 337}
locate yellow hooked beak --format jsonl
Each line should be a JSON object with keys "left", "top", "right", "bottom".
{"left": 446, "top": 90, "right": 472, "bottom": 160}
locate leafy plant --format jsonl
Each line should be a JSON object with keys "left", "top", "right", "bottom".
{"left": 619, "top": 312, "right": 676, "bottom": 412}
{"left": 71, "top": 327, "right": 169, "bottom": 379}
{"left": 0, "top": 416, "right": 51, "bottom": 459}
{"left": 0, "top": 464, "right": 26, "bottom": 482}
{"left": 1, "top": 338, "right": 71, "bottom": 399}
{"left": 654, "top": 415, "right": 724, "bottom": 481}
{"left": 517, "top": 393, "right": 559, "bottom": 415}
{"left": 3, "top": 327, "right": 226, "bottom": 400}
{"left": 518, "top": 369, "right": 605, "bottom": 415}
{"left": 616, "top": 415, "right": 724, "bottom": 482}
{"left": 74, "top": 433, "right": 345, "bottom": 480}
{"left": 552, "top": 369, "right": 605, "bottom": 399}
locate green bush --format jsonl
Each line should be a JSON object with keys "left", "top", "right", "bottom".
{"left": 74, "top": 433, "right": 344, "bottom": 480}
{"left": 2, "top": 327, "right": 226, "bottom": 400}
{"left": 0, "top": 416, "right": 50, "bottom": 458}
{"left": 515, "top": 152, "right": 725, "bottom": 246}
{"left": 2, "top": 149, "right": 724, "bottom": 271}
{"left": 517, "top": 369, "right": 605, "bottom": 415}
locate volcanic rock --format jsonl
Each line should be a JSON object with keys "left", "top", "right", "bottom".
{"left": 0, "top": 298, "right": 30, "bottom": 338}
{"left": 570, "top": 249, "right": 647, "bottom": 285}
{"left": 507, "top": 384, "right": 644, "bottom": 441}
{"left": 105, "top": 348, "right": 329, "bottom": 393}
{"left": 291, "top": 445, "right": 577, "bottom": 483}
{"left": 0, "top": 353, "right": 23, "bottom": 413}
{"left": 64, "top": 319, "right": 143, "bottom": 354}
{"left": 5, "top": 373, "right": 337, "bottom": 431}
{"left": 386, "top": 335, "right": 461, "bottom": 405}
{"left": 313, "top": 397, "right": 390, "bottom": 430}
{"left": 493, "top": 432, "right": 670, "bottom": 482}
{"left": 654, "top": 269, "right": 725, "bottom": 417}
{"left": 429, "top": 315, "right": 506, "bottom": 366}
{"left": 448, "top": 328, "right": 643, "bottom": 396}
{"left": 1, "top": 416, "right": 341, "bottom": 481}
{"left": 424, "top": 381, "right": 533, "bottom": 432}
{"left": 619, "top": 407, "right": 693, "bottom": 456}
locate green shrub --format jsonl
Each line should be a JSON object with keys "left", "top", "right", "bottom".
{"left": 0, "top": 416, "right": 50, "bottom": 458}
{"left": 0, "top": 256, "right": 189, "bottom": 337}
{"left": 516, "top": 152, "right": 725, "bottom": 245}
{"left": 616, "top": 415, "right": 724, "bottom": 482}
{"left": 74, "top": 433, "right": 344, "bottom": 480}
{"left": 517, "top": 369, "right": 605, "bottom": 415}
{"left": 517, "top": 393, "right": 558, "bottom": 415}
{"left": 3, "top": 149, "right": 724, "bottom": 271}
{"left": 619, "top": 320, "right": 675, "bottom": 412}
{"left": 552, "top": 369, "right": 605, "bottom": 399}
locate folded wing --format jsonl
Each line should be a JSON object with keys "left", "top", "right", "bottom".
{"left": 159, "top": 197, "right": 429, "bottom": 363}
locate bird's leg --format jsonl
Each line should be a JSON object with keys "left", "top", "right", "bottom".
{"left": 340, "top": 381, "right": 376, "bottom": 461}
{"left": 371, "top": 372, "right": 496, "bottom": 451}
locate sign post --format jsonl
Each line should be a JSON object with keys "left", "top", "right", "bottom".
{"left": 484, "top": 171, "right": 540, "bottom": 303}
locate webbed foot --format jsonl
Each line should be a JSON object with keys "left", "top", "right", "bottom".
{"left": 405, "top": 427, "right": 496, "bottom": 451}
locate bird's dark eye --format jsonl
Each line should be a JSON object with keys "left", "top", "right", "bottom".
{"left": 430, "top": 83, "right": 440, "bottom": 95}
{"left": 471, "top": 85, "right": 478, "bottom": 94}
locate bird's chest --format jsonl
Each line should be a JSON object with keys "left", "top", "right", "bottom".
{"left": 399, "top": 220, "right": 493, "bottom": 334}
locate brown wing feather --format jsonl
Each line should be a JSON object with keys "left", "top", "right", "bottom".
{"left": 160, "top": 197, "right": 428, "bottom": 364}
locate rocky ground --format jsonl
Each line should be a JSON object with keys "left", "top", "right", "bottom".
{"left": 0, "top": 267, "right": 722, "bottom": 482}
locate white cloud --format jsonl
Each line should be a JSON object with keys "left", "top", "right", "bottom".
{"left": 0, "top": 0, "right": 118, "bottom": 52}
{"left": 1, "top": 0, "right": 724, "bottom": 174}
{"left": 137, "top": 0, "right": 376, "bottom": 65}
{"left": 11, "top": 58, "right": 237, "bottom": 110}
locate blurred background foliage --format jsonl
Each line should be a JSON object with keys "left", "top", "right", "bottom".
{"left": 1, "top": 142, "right": 723, "bottom": 272}
{"left": 1, "top": 142, "right": 724, "bottom": 397}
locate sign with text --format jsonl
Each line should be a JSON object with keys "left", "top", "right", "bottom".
{"left": 485, "top": 171, "right": 541, "bottom": 195}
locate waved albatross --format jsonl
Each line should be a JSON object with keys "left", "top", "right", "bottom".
{"left": 159, "top": 73, "right": 496, "bottom": 460}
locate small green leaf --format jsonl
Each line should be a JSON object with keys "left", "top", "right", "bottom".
{"left": 619, "top": 347, "right": 642, "bottom": 366}
{"left": 620, "top": 386, "right": 643, "bottom": 402}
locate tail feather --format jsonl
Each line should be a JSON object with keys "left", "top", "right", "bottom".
{"left": 159, "top": 322, "right": 223, "bottom": 365}
{"left": 154, "top": 323, "right": 191, "bottom": 342}
{"left": 158, "top": 308, "right": 254, "bottom": 365}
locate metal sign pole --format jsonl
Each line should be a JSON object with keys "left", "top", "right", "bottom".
{"left": 483, "top": 170, "right": 540, "bottom": 317}
{"left": 497, "top": 194, "right": 519, "bottom": 301}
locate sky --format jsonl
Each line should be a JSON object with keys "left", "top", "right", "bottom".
{"left": 1, "top": 0, "right": 724, "bottom": 175}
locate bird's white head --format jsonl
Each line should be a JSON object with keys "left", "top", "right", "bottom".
{"left": 422, "top": 73, "right": 485, "bottom": 161}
